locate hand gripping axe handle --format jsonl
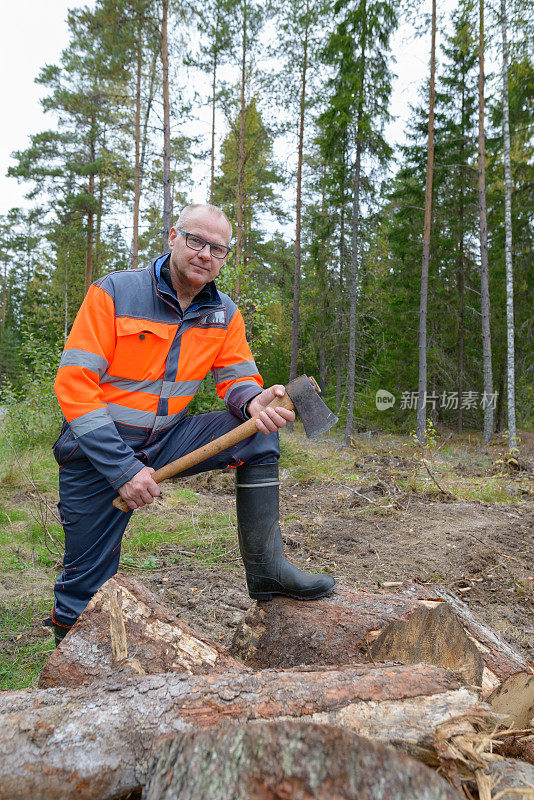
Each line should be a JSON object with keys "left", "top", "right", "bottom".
{"left": 112, "top": 375, "right": 338, "bottom": 513}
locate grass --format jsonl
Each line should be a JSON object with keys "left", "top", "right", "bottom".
{"left": 0, "top": 597, "right": 55, "bottom": 691}
{"left": 279, "top": 425, "right": 533, "bottom": 508}
{"left": 122, "top": 497, "right": 238, "bottom": 569}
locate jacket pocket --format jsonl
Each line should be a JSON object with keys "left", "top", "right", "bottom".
{"left": 110, "top": 317, "right": 177, "bottom": 381}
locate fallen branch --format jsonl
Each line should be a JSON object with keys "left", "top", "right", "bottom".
{"left": 336, "top": 482, "right": 395, "bottom": 509}
{"left": 422, "top": 459, "right": 456, "bottom": 499}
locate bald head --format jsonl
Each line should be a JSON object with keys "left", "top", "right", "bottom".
{"left": 175, "top": 204, "right": 232, "bottom": 244}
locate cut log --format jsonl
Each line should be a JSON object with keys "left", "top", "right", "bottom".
{"left": 230, "top": 584, "right": 532, "bottom": 694}
{"left": 487, "top": 671, "right": 534, "bottom": 728}
{"left": 486, "top": 672, "right": 534, "bottom": 765}
{"left": 370, "top": 603, "right": 485, "bottom": 687}
{"left": 0, "top": 663, "right": 484, "bottom": 800}
{"left": 39, "top": 574, "right": 245, "bottom": 688}
{"left": 144, "top": 720, "right": 462, "bottom": 800}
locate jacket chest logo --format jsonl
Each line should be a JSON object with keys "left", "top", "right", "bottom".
{"left": 196, "top": 309, "right": 227, "bottom": 329}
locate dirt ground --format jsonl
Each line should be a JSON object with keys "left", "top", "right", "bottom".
{"left": 140, "top": 439, "right": 534, "bottom": 664}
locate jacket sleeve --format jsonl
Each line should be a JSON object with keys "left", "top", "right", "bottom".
{"left": 54, "top": 283, "right": 144, "bottom": 489}
{"left": 211, "top": 308, "right": 263, "bottom": 420}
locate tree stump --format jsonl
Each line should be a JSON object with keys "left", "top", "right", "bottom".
{"left": 0, "top": 664, "right": 483, "bottom": 800}
{"left": 145, "top": 720, "right": 462, "bottom": 800}
{"left": 230, "top": 584, "right": 531, "bottom": 694}
{"left": 39, "top": 574, "right": 244, "bottom": 688}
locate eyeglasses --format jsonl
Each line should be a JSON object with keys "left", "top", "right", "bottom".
{"left": 177, "top": 228, "right": 231, "bottom": 260}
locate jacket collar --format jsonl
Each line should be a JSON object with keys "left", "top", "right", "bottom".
{"left": 151, "top": 253, "right": 223, "bottom": 312}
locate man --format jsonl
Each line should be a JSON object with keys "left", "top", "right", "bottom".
{"left": 49, "top": 203, "right": 335, "bottom": 646}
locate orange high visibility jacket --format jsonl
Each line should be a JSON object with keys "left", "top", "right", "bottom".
{"left": 54, "top": 254, "right": 263, "bottom": 489}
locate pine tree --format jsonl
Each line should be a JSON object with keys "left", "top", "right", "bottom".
{"left": 319, "top": 0, "right": 397, "bottom": 443}
{"left": 213, "top": 98, "right": 283, "bottom": 279}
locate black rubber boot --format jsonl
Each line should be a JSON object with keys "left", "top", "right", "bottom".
{"left": 235, "top": 462, "right": 336, "bottom": 601}
{"left": 42, "top": 617, "right": 72, "bottom": 648}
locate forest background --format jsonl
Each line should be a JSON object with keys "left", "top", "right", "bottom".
{"left": 0, "top": 0, "right": 532, "bottom": 451}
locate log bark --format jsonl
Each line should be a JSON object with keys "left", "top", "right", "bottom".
{"left": 482, "top": 759, "right": 534, "bottom": 797}
{"left": 39, "top": 575, "right": 244, "bottom": 688}
{"left": 145, "top": 720, "right": 462, "bottom": 800}
{"left": 0, "top": 664, "right": 483, "bottom": 800}
{"left": 495, "top": 734, "right": 534, "bottom": 765}
{"left": 230, "top": 584, "right": 532, "bottom": 694}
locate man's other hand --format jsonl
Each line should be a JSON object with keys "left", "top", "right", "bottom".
{"left": 118, "top": 466, "right": 161, "bottom": 510}
{"left": 247, "top": 385, "right": 295, "bottom": 435}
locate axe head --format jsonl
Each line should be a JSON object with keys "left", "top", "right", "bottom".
{"left": 285, "top": 375, "right": 338, "bottom": 438}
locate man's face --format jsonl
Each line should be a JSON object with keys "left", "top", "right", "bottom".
{"left": 168, "top": 209, "right": 231, "bottom": 295}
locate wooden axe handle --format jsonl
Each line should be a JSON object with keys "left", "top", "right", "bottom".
{"left": 112, "top": 392, "right": 295, "bottom": 513}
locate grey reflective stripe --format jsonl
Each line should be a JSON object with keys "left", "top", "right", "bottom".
{"left": 107, "top": 403, "right": 156, "bottom": 428}
{"left": 212, "top": 361, "right": 258, "bottom": 383}
{"left": 161, "top": 379, "right": 203, "bottom": 398}
{"left": 235, "top": 481, "right": 280, "bottom": 488}
{"left": 107, "top": 403, "right": 186, "bottom": 430}
{"left": 100, "top": 374, "right": 201, "bottom": 399}
{"left": 226, "top": 380, "right": 262, "bottom": 395}
{"left": 69, "top": 408, "right": 112, "bottom": 438}
{"left": 151, "top": 409, "right": 186, "bottom": 433}
{"left": 101, "top": 375, "right": 164, "bottom": 395}
{"left": 59, "top": 349, "right": 108, "bottom": 377}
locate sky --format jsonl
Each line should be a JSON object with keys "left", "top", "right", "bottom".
{"left": 0, "top": 1, "right": 78, "bottom": 215}
{"left": 0, "top": 1, "right": 434, "bottom": 219}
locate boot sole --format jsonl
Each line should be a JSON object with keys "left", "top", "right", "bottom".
{"left": 249, "top": 583, "right": 336, "bottom": 602}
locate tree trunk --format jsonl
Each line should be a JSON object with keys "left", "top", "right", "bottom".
{"left": 161, "top": 0, "right": 172, "bottom": 248}
{"left": 141, "top": 43, "right": 159, "bottom": 193}
{"left": 457, "top": 164, "right": 465, "bottom": 434}
{"left": 417, "top": 0, "right": 437, "bottom": 443}
{"left": 132, "top": 25, "right": 142, "bottom": 268}
{"left": 345, "top": 101, "right": 364, "bottom": 445}
{"left": 145, "top": 721, "right": 462, "bottom": 800}
{"left": 500, "top": 0, "right": 517, "bottom": 451}
{"left": 84, "top": 133, "right": 95, "bottom": 295}
{"left": 496, "top": 358, "right": 506, "bottom": 430}
{"left": 39, "top": 575, "right": 245, "bottom": 689}
{"left": 209, "top": 48, "right": 218, "bottom": 204}
{"left": 478, "top": 0, "right": 494, "bottom": 445}
{"left": 319, "top": 344, "right": 326, "bottom": 394}
{"left": 0, "top": 663, "right": 483, "bottom": 800}
{"left": 336, "top": 149, "right": 346, "bottom": 410}
{"left": 235, "top": 0, "right": 247, "bottom": 298}
{"left": 230, "top": 585, "right": 531, "bottom": 695}
{"left": 0, "top": 262, "right": 7, "bottom": 346}
{"left": 63, "top": 252, "right": 69, "bottom": 343}
{"left": 289, "top": 3, "right": 309, "bottom": 383}
{"left": 95, "top": 164, "right": 104, "bottom": 275}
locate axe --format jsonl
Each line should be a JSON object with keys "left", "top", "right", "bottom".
{"left": 113, "top": 375, "right": 337, "bottom": 513}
